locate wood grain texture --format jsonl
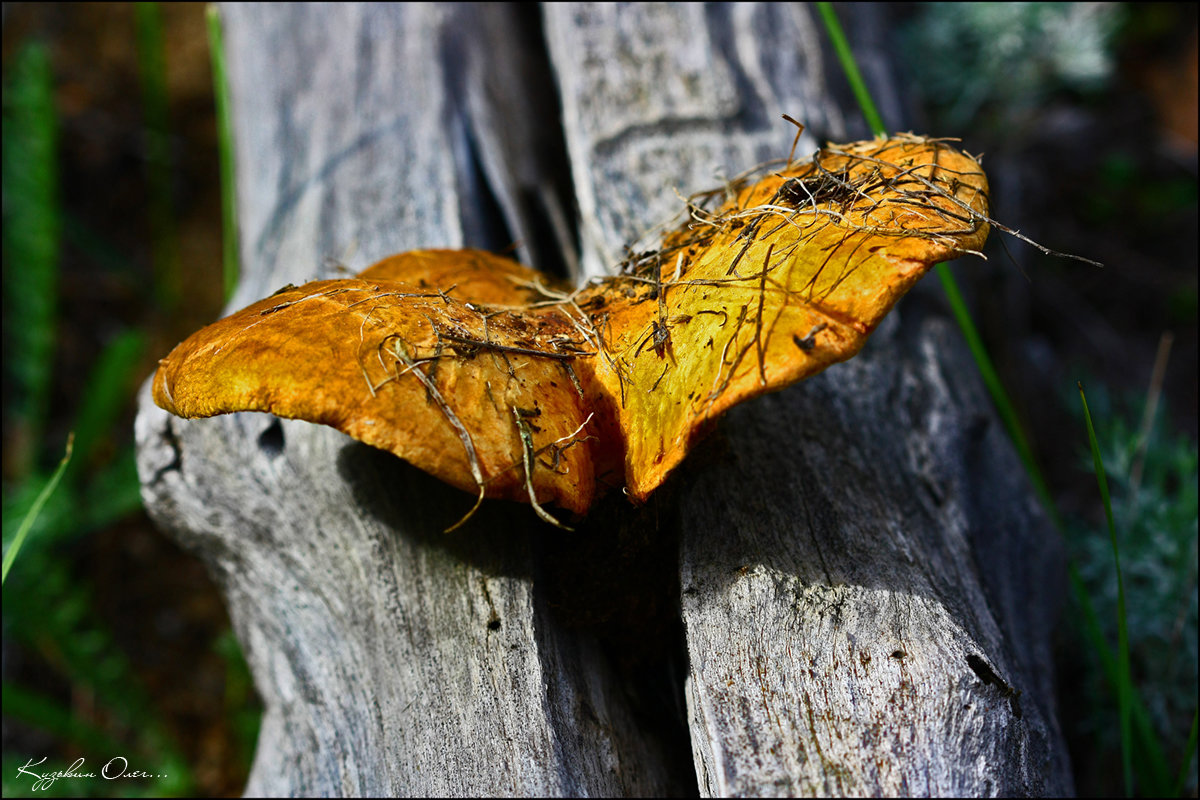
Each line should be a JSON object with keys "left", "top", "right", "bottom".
{"left": 135, "top": 3, "right": 1072, "bottom": 795}
{"left": 137, "top": 4, "right": 679, "bottom": 796}
{"left": 545, "top": 4, "right": 1071, "bottom": 794}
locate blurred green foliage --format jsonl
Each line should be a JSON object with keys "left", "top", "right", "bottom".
{"left": 206, "top": 4, "right": 240, "bottom": 301}
{"left": 2, "top": 35, "right": 190, "bottom": 798}
{"left": 2, "top": 7, "right": 259, "bottom": 793}
{"left": 898, "top": 3, "right": 1124, "bottom": 131}
{"left": 890, "top": 4, "right": 1198, "bottom": 795}
{"left": 1069, "top": 382, "right": 1199, "bottom": 795}
{"left": 1087, "top": 151, "right": 1200, "bottom": 228}
{"left": 135, "top": 2, "right": 182, "bottom": 311}
{"left": 4, "top": 4, "right": 1192, "bottom": 796}
{"left": 2, "top": 43, "right": 60, "bottom": 479}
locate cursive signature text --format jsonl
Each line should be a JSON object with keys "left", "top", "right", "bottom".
{"left": 15, "top": 756, "right": 165, "bottom": 791}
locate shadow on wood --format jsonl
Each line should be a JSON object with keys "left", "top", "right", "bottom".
{"left": 135, "top": 4, "right": 1072, "bottom": 796}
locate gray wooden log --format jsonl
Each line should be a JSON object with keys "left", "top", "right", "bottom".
{"left": 135, "top": 3, "right": 1072, "bottom": 796}
{"left": 545, "top": 5, "right": 1072, "bottom": 795}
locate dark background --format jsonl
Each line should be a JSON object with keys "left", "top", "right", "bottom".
{"left": 2, "top": 3, "right": 1196, "bottom": 796}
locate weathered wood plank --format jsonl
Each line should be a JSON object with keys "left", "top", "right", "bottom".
{"left": 136, "top": 4, "right": 681, "bottom": 796}
{"left": 544, "top": 3, "right": 1071, "bottom": 795}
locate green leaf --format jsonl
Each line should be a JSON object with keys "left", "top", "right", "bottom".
{"left": 207, "top": 4, "right": 241, "bottom": 301}
{"left": 69, "top": 329, "right": 147, "bottom": 473}
{"left": 1080, "top": 381, "right": 1134, "bottom": 794}
{"left": 815, "top": 2, "right": 886, "bottom": 137}
{"left": 2, "top": 42, "right": 60, "bottom": 477}
{"left": 135, "top": 2, "right": 182, "bottom": 312}
{"left": 2, "top": 434, "right": 72, "bottom": 585}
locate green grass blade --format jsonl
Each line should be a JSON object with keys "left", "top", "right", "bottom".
{"left": 2, "top": 434, "right": 73, "bottom": 585}
{"left": 1069, "top": 563, "right": 1173, "bottom": 792}
{"left": 1079, "top": 382, "right": 1134, "bottom": 795}
{"left": 938, "top": 264, "right": 1061, "bottom": 527}
{"left": 815, "top": 2, "right": 886, "bottom": 137}
{"left": 1175, "top": 709, "right": 1198, "bottom": 797}
{"left": 1, "top": 42, "right": 60, "bottom": 478}
{"left": 818, "top": 0, "right": 1063, "bottom": 530}
{"left": 2, "top": 449, "right": 143, "bottom": 555}
{"left": 207, "top": 4, "right": 241, "bottom": 300}
{"left": 816, "top": 8, "right": 1181, "bottom": 795}
{"left": 68, "top": 329, "right": 146, "bottom": 472}
{"left": 135, "top": 2, "right": 182, "bottom": 312}
{"left": 817, "top": 0, "right": 1061, "bottom": 522}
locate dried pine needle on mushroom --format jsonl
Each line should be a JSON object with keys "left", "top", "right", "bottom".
{"left": 154, "top": 133, "right": 992, "bottom": 526}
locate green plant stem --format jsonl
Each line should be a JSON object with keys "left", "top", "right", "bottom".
{"left": 816, "top": 6, "right": 1174, "bottom": 795}
{"left": 135, "top": 3, "right": 182, "bottom": 313}
{"left": 2, "top": 42, "right": 60, "bottom": 478}
{"left": 820, "top": 0, "right": 1062, "bottom": 525}
{"left": 815, "top": 3, "right": 886, "bottom": 137}
{"left": 938, "top": 264, "right": 1061, "bottom": 526}
{"left": 1080, "top": 382, "right": 1134, "bottom": 795}
{"left": 1068, "top": 563, "right": 1172, "bottom": 791}
{"left": 2, "top": 434, "right": 73, "bottom": 585}
{"left": 69, "top": 330, "right": 146, "bottom": 473}
{"left": 207, "top": 4, "right": 240, "bottom": 301}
